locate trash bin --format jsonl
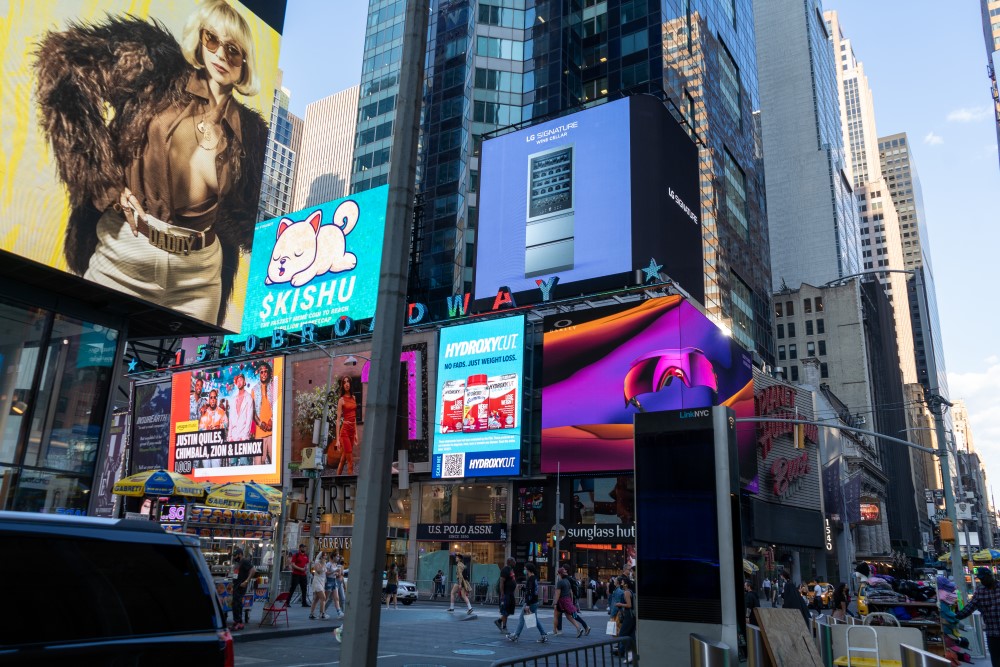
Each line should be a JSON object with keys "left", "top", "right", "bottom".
{"left": 746, "top": 624, "right": 766, "bottom": 667}
{"left": 690, "top": 633, "right": 730, "bottom": 667}
{"left": 900, "top": 643, "right": 950, "bottom": 667}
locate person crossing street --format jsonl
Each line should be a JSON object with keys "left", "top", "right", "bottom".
{"left": 506, "top": 563, "right": 548, "bottom": 643}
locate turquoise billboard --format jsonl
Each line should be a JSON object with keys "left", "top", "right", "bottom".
{"left": 240, "top": 185, "right": 388, "bottom": 336}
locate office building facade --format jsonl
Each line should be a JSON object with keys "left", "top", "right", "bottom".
{"left": 753, "top": 0, "right": 860, "bottom": 291}
{"left": 981, "top": 0, "right": 1000, "bottom": 169}
{"left": 350, "top": 0, "right": 775, "bottom": 363}
{"left": 258, "top": 80, "right": 303, "bottom": 222}
{"left": 294, "top": 85, "right": 361, "bottom": 211}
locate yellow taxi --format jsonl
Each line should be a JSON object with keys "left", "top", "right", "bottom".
{"left": 806, "top": 581, "right": 834, "bottom": 608}
{"left": 856, "top": 580, "right": 905, "bottom": 616}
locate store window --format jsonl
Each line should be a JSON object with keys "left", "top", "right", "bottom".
{"left": 516, "top": 485, "right": 546, "bottom": 524}
{"left": 0, "top": 300, "right": 119, "bottom": 513}
{"left": 420, "top": 483, "right": 507, "bottom": 524}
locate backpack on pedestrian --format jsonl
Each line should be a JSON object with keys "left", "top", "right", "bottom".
{"left": 569, "top": 576, "right": 581, "bottom": 600}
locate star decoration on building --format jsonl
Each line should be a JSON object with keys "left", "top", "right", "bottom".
{"left": 642, "top": 258, "right": 663, "bottom": 283}
{"left": 127, "top": 357, "right": 138, "bottom": 373}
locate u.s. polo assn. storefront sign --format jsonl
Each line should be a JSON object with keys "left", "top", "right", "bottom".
{"left": 416, "top": 523, "right": 508, "bottom": 542}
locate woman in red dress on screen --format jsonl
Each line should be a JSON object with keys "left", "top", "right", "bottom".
{"left": 335, "top": 376, "right": 358, "bottom": 475}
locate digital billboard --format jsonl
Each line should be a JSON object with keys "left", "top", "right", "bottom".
{"left": 131, "top": 382, "right": 173, "bottom": 473}
{"left": 241, "top": 185, "right": 389, "bottom": 338}
{"left": 0, "top": 1, "right": 285, "bottom": 330}
{"left": 289, "top": 341, "right": 429, "bottom": 477}
{"left": 541, "top": 296, "right": 754, "bottom": 478}
{"left": 433, "top": 315, "right": 526, "bottom": 478}
{"left": 168, "top": 357, "right": 284, "bottom": 485}
{"left": 474, "top": 96, "right": 703, "bottom": 304}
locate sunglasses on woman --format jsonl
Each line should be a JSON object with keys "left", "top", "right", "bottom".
{"left": 200, "top": 28, "right": 244, "bottom": 67}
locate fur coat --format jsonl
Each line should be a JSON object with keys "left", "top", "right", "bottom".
{"left": 34, "top": 15, "right": 267, "bottom": 325}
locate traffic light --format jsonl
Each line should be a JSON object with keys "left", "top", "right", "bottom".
{"left": 547, "top": 532, "right": 555, "bottom": 548}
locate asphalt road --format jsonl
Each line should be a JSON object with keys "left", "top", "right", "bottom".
{"left": 235, "top": 605, "right": 613, "bottom": 666}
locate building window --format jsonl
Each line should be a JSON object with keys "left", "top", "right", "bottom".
{"left": 790, "top": 365, "right": 799, "bottom": 382}
{"left": 789, "top": 344, "right": 797, "bottom": 360}
{"left": 817, "top": 318, "right": 825, "bottom": 334}
{"left": 804, "top": 298, "right": 812, "bottom": 313}
{"left": 805, "top": 320, "right": 813, "bottom": 336}
{"left": 621, "top": 0, "right": 647, "bottom": 23}
{"left": 775, "top": 302, "right": 783, "bottom": 318}
{"left": 818, "top": 340, "right": 826, "bottom": 356}
{"left": 621, "top": 29, "right": 648, "bottom": 56}
{"left": 820, "top": 362, "right": 829, "bottom": 378}
{"left": 723, "top": 149, "right": 748, "bottom": 236}
{"left": 778, "top": 345, "right": 786, "bottom": 361}
{"left": 786, "top": 301, "right": 794, "bottom": 316}
{"left": 582, "top": 77, "right": 609, "bottom": 102}
{"left": 718, "top": 44, "right": 741, "bottom": 125}
{"left": 807, "top": 341, "right": 815, "bottom": 355}
{"left": 787, "top": 322, "right": 796, "bottom": 337}
{"left": 777, "top": 324, "right": 784, "bottom": 339}
{"left": 815, "top": 296, "right": 824, "bottom": 312}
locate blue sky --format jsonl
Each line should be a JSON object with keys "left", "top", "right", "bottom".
{"left": 278, "top": 0, "right": 1000, "bottom": 477}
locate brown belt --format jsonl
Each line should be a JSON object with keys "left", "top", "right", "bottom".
{"left": 135, "top": 216, "right": 216, "bottom": 255}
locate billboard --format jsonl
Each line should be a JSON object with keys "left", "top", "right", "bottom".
{"left": 289, "top": 340, "right": 429, "bottom": 477}
{"left": 241, "top": 185, "right": 389, "bottom": 338}
{"left": 0, "top": 1, "right": 285, "bottom": 330}
{"left": 131, "top": 382, "right": 173, "bottom": 473}
{"left": 432, "top": 315, "right": 526, "bottom": 478}
{"left": 168, "top": 357, "right": 284, "bottom": 485}
{"left": 541, "top": 296, "right": 754, "bottom": 477}
{"left": 474, "top": 96, "right": 703, "bottom": 304}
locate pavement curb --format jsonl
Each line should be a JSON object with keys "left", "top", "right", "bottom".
{"left": 233, "top": 624, "right": 339, "bottom": 644}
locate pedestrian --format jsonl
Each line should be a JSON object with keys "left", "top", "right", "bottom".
{"left": 289, "top": 544, "right": 310, "bottom": 607}
{"left": 956, "top": 567, "right": 1000, "bottom": 666}
{"left": 506, "top": 563, "right": 548, "bottom": 643}
{"left": 762, "top": 577, "right": 771, "bottom": 603}
{"left": 334, "top": 555, "right": 347, "bottom": 616}
{"left": 324, "top": 555, "right": 339, "bottom": 617}
{"left": 831, "top": 582, "right": 849, "bottom": 621}
{"left": 309, "top": 552, "right": 328, "bottom": 619}
{"left": 553, "top": 567, "right": 590, "bottom": 637}
{"left": 744, "top": 580, "right": 760, "bottom": 623}
{"left": 230, "top": 547, "right": 256, "bottom": 631}
{"left": 608, "top": 575, "right": 625, "bottom": 635}
{"left": 813, "top": 581, "right": 825, "bottom": 612}
{"left": 432, "top": 569, "right": 445, "bottom": 600}
{"left": 614, "top": 577, "right": 637, "bottom": 662}
{"left": 780, "top": 571, "right": 810, "bottom": 626}
{"left": 448, "top": 552, "right": 473, "bottom": 614}
{"left": 385, "top": 562, "right": 399, "bottom": 610}
{"left": 496, "top": 557, "right": 517, "bottom": 632}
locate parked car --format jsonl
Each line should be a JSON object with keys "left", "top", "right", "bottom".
{"left": 343, "top": 568, "right": 418, "bottom": 605}
{"left": 0, "top": 511, "right": 233, "bottom": 665}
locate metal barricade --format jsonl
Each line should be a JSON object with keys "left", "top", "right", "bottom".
{"left": 489, "top": 637, "right": 634, "bottom": 667}
{"left": 690, "top": 633, "right": 731, "bottom": 667}
{"left": 746, "top": 624, "right": 766, "bottom": 667}
{"left": 899, "top": 643, "right": 950, "bottom": 667}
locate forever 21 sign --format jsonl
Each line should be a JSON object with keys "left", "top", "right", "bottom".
{"left": 417, "top": 523, "right": 507, "bottom": 542}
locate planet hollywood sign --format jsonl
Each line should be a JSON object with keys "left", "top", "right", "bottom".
{"left": 755, "top": 384, "right": 818, "bottom": 500}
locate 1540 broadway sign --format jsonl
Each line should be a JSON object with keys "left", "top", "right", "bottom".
{"left": 417, "top": 523, "right": 508, "bottom": 542}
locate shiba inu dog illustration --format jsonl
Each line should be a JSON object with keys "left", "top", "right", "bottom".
{"left": 265, "top": 199, "right": 359, "bottom": 287}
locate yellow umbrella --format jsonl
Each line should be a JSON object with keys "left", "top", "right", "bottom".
{"left": 205, "top": 482, "right": 279, "bottom": 513}
{"left": 743, "top": 559, "right": 759, "bottom": 575}
{"left": 113, "top": 469, "right": 205, "bottom": 498}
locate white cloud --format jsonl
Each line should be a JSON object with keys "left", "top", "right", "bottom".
{"left": 947, "top": 107, "right": 992, "bottom": 123}
{"left": 923, "top": 132, "right": 944, "bottom": 146}
{"left": 948, "top": 360, "right": 1000, "bottom": 487}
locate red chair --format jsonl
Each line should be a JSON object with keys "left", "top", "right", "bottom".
{"left": 259, "top": 592, "right": 291, "bottom": 628}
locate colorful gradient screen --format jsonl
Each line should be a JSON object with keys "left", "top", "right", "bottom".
{"left": 540, "top": 296, "right": 755, "bottom": 482}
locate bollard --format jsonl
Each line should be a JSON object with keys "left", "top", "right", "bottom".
{"left": 962, "top": 610, "right": 986, "bottom": 658}
{"left": 899, "top": 643, "right": 950, "bottom": 667}
{"left": 690, "top": 633, "right": 730, "bottom": 667}
{"left": 746, "top": 624, "right": 766, "bottom": 667}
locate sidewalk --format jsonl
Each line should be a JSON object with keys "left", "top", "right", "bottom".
{"left": 232, "top": 599, "right": 343, "bottom": 643}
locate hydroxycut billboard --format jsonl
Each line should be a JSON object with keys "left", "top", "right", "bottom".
{"left": 240, "top": 185, "right": 388, "bottom": 338}
{"left": 433, "top": 315, "right": 525, "bottom": 478}
{"left": 474, "top": 95, "right": 703, "bottom": 304}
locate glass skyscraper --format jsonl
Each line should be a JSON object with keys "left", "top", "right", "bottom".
{"left": 351, "top": 0, "right": 774, "bottom": 363}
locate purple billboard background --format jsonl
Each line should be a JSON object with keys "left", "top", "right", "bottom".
{"left": 541, "top": 296, "right": 755, "bottom": 477}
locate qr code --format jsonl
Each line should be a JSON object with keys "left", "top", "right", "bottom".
{"left": 442, "top": 453, "right": 465, "bottom": 478}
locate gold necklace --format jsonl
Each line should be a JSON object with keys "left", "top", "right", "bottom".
{"left": 195, "top": 113, "right": 221, "bottom": 151}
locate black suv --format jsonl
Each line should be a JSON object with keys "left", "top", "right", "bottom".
{"left": 0, "top": 512, "right": 232, "bottom": 665}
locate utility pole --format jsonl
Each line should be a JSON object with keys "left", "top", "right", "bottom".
{"left": 340, "top": 0, "right": 429, "bottom": 664}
